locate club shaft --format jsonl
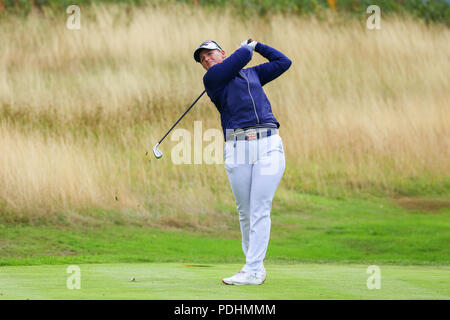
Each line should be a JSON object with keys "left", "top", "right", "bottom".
{"left": 156, "top": 40, "right": 251, "bottom": 146}
{"left": 157, "top": 90, "right": 206, "bottom": 145}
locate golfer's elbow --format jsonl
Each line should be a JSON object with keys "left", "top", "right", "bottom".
{"left": 274, "top": 57, "right": 292, "bottom": 76}
{"left": 283, "top": 57, "right": 292, "bottom": 72}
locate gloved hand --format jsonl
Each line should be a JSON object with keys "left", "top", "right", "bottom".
{"left": 240, "top": 39, "right": 258, "bottom": 51}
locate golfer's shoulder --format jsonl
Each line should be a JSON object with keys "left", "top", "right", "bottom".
{"left": 203, "top": 64, "right": 223, "bottom": 88}
{"left": 202, "top": 68, "right": 214, "bottom": 87}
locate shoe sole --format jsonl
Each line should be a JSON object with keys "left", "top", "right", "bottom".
{"left": 222, "top": 278, "right": 266, "bottom": 286}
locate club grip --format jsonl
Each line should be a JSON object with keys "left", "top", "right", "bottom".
{"left": 247, "top": 38, "right": 253, "bottom": 44}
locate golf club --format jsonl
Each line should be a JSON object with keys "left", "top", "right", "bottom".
{"left": 152, "top": 90, "right": 206, "bottom": 159}
{"left": 152, "top": 39, "right": 253, "bottom": 159}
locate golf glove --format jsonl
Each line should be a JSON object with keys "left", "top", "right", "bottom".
{"left": 240, "top": 39, "right": 258, "bottom": 51}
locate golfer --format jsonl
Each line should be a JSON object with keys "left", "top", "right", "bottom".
{"left": 194, "top": 39, "right": 291, "bottom": 285}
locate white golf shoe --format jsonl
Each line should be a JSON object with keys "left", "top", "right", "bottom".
{"left": 222, "top": 268, "right": 266, "bottom": 285}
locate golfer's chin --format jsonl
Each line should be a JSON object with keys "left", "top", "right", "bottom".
{"left": 205, "top": 62, "right": 218, "bottom": 70}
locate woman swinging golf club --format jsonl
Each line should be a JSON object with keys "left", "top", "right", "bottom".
{"left": 194, "top": 39, "right": 292, "bottom": 285}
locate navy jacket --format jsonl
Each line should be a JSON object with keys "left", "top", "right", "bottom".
{"left": 203, "top": 42, "right": 292, "bottom": 139}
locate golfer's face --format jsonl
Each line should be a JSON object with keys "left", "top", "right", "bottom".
{"left": 199, "top": 49, "right": 225, "bottom": 70}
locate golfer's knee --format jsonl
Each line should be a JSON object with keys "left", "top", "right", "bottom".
{"left": 251, "top": 200, "right": 272, "bottom": 216}
{"left": 238, "top": 210, "right": 250, "bottom": 222}
{"left": 237, "top": 204, "right": 250, "bottom": 217}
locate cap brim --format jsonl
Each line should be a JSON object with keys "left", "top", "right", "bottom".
{"left": 194, "top": 48, "right": 204, "bottom": 63}
{"left": 194, "top": 43, "right": 222, "bottom": 63}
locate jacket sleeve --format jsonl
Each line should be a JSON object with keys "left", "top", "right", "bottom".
{"left": 251, "top": 43, "right": 292, "bottom": 86}
{"left": 203, "top": 46, "right": 253, "bottom": 90}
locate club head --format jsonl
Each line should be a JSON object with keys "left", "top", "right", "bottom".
{"left": 153, "top": 143, "right": 163, "bottom": 159}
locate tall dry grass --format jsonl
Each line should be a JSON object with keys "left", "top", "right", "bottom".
{"left": 0, "top": 3, "right": 449, "bottom": 227}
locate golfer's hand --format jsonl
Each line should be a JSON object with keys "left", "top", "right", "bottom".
{"left": 240, "top": 39, "right": 258, "bottom": 51}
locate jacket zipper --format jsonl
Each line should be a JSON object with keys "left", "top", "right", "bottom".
{"left": 241, "top": 71, "right": 260, "bottom": 124}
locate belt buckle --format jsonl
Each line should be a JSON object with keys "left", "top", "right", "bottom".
{"left": 245, "top": 129, "right": 257, "bottom": 140}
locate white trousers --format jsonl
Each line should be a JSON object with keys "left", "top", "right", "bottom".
{"left": 224, "top": 134, "right": 286, "bottom": 273}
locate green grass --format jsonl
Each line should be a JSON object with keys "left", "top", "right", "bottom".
{"left": 0, "top": 192, "right": 449, "bottom": 267}
{"left": 0, "top": 263, "right": 449, "bottom": 299}
{"left": 0, "top": 193, "right": 448, "bottom": 299}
